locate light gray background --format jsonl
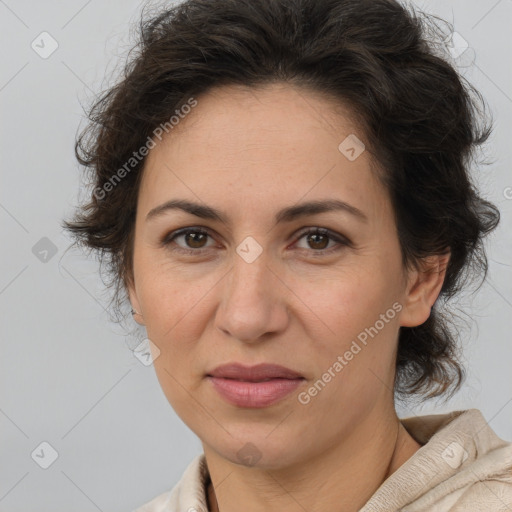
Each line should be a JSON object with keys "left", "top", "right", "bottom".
{"left": 1, "top": 0, "right": 511, "bottom": 510}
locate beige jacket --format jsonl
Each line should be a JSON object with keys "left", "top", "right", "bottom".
{"left": 134, "top": 409, "right": 512, "bottom": 511}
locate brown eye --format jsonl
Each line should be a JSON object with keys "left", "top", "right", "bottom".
{"left": 295, "top": 227, "right": 350, "bottom": 254}
{"left": 183, "top": 231, "right": 208, "bottom": 248}
{"left": 162, "top": 227, "right": 215, "bottom": 254}
{"left": 306, "top": 232, "right": 330, "bottom": 250}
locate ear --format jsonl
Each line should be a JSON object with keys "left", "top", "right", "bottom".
{"left": 127, "top": 278, "right": 145, "bottom": 326}
{"left": 399, "top": 251, "right": 451, "bottom": 328}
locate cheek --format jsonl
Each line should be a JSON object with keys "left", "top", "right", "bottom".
{"left": 295, "top": 276, "right": 400, "bottom": 424}
{"left": 137, "top": 254, "right": 213, "bottom": 330}
{"left": 292, "top": 265, "right": 401, "bottom": 387}
{"left": 297, "top": 265, "right": 395, "bottom": 338}
{"left": 142, "top": 270, "right": 209, "bottom": 413}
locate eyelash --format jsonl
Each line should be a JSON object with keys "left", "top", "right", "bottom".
{"left": 161, "top": 226, "right": 351, "bottom": 257}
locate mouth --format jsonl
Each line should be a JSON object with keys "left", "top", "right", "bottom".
{"left": 217, "top": 377, "right": 289, "bottom": 382}
{"left": 207, "top": 362, "right": 304, "bottom": 381}
{"left": 206, "top": 363, "right": 305, "bottom": 408}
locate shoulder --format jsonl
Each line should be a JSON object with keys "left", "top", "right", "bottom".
{"left": 449, "top": 479, "right": 512, "bottom": 511}
{"left": 361, "top": 409, "right": 512, "bottom": 512}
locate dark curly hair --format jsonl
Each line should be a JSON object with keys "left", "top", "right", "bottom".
{"left": 63, "top": 0, "right": 500, "bottom": 402}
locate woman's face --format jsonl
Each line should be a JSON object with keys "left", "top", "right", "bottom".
{"left": 128, "top": 83, "right": 435, "bottom": 468}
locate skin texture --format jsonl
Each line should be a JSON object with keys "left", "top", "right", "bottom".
{"left": 128, "top": 83, "right": 450, "bottom": 512}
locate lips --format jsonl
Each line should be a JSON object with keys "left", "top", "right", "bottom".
{"left": 206, "top": 363, "right": 305, "bottom": 408}
{"left": 207, "top": 363, "right": 304, "bottom": 381}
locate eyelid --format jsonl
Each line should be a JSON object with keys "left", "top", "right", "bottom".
{"left": 161, "top": 226, "right": 215, "bottom": 248}
{"left": 293, "top": 226, "right": 352, "bottom": 247}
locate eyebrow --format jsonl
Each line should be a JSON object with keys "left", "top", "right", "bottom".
{"left": 145, "top": 198, "right": 368, "bottom": 224}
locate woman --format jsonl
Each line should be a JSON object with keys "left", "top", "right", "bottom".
{"left": 63, "top": 0, "right": 512, "bottom": 510}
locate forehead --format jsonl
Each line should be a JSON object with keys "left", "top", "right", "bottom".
{"left": 164, "top": 82, "right": 363, "bottom": 152}
{"left": 139, "top": 83, "right": 387, "bottom": 223}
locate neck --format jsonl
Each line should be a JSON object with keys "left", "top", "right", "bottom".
{"left": 204, "top": 412, "right": 421, "bottom": 512}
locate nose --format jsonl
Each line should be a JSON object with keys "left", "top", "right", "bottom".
{"left": 215, "top": 249, "right": 289, "bottom": 343}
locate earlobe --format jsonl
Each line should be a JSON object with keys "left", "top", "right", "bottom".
{"left": 131, "top": 309, "right": 145, "bottom": 325}
{"left": 127, "top": 282, "right": 145, "bottom": 326}
{"left": 399, "top": 251, "right": 450, "bottom": 328}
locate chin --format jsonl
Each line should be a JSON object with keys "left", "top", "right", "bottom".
{"left": 206, "top": 430, "right": 307, "bottom": 470}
